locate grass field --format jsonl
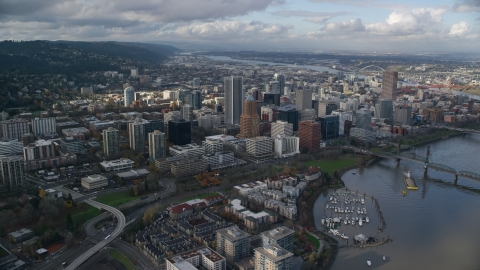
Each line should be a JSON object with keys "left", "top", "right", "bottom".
{"left": 306, "top": 233, "right": 320, "bottom": 249}
{"left": 71, "top": 204, "right": 102, "bottom": 227}
{"left": 96, "top": 191, "right": 139, "bottom": 207}
{"left": 109, "top": 249, "right": 135, "bottom": 270}
{"left": 182, "top": 192, "right": 220, "bottom": 202}
{"left": 305, "top": 156, "right": 359, "bottom": 175}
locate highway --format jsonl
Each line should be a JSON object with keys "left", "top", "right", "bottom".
{"left": 32, "top": 178, "right": 176, "bottom": 270}
{"left": 65, "top": 199, "right": 126, "bottom": 270}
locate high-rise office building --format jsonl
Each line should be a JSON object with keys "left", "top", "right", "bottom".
{"left": 148, "top": 130, "right": 167, "bottom": 160}
{"left": 102, "top": 127, "right": 120, "bottom": 160}
{"left": 124, "top": 86, "right": 135, "bottom": 107}
{"left": 168, "top": 119, "right": 191, "bottom": 146}
{"left": 237, "top": 95, "right": 260, "bottom": 138}
{"left": 192, "top": 78, "right": 201, "bottom": 87}
{"left": 318, "top": 101, "right": 338, "bottom": 117}
{"left": 277, "top": 104, "right": 299, "bottom": 131}
{"left": 182, "top": 104, "right": 194, "bottom": 122}
{"left": 1, "top": 119, "right": 30, "bottom": 140}
{"left": 381, "top": 71, "right": 398, "bottom": 100}
{"left": 216, "top": 226, "right": 251, "bottom": 265}
{"left": 295, "top": 89, "right": 312, "bottom": 110}
{"left": 254, "top": 244, "right": 293, "bottom": 270}
{"left": 355, "top": 109, "right": 372, "bottom": 130}
{"left": 224, "top": 77, "right": 244, "bottom": 125}
{"left": 129, "top": 119, "right": 145, "bottom": 153}
{"left": 317, "top": 115, "right": 339, "bottom": 140}
{"left": 31, "top": 117, "right": 56, "bottom": 137}
{"left": 176, "top": 89, "right": 191, "bottom": 105}
{"left": 374, "top": 99, "right": 393, "bottom": 119}
{"left": 191, "top": 90, "right": 203, "bottom": 110}
{"left": 298, "top": 120, "right": 321, "bottom": 153}
{"left": 394, "top": 105, "right": 412, "bottom": 125}
{"left": 0, "top": 156, "right": 25, "bottom": 190}
{"left": 274, "top": 74, "right": 285, "bottom": 94}
{"left": 271, "top": 121, "right": 293, "bottom": 138}
{"left": 266, "top": 81, "right": 280, "bottom": 94}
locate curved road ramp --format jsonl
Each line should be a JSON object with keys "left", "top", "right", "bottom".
{"left": 65, "top": 200, "right": 126, "bottom": 270}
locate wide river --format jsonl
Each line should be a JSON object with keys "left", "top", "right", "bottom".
{"left": 314, "top": 134, "right": 480, "bottom": 270}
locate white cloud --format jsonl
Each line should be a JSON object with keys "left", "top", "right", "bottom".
{"left": 168, "top": 21, "right": 293, "bottom": 41}
{"left": 454, "top": 0, "right": 480, "bottom": 12}
{"left": 323, "top": 18, "right": 366, "bottom": 32}
{"left": 449, "top": 21, "right": 470, "bottom": 36}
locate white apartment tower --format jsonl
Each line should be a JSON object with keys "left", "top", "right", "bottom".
{"left": 31, "top": 117, "right": 56, "bottom": 137}
{"left": 103, "top": 127, "right": 120, "bottom": 160}
{"left": 148, "top": 130, "right": 167, "bottom": 160}
{"left": 0, "top": 156, "right": 25, "bottom": 190}
{"left": 129, "top": 119, "right": 145, "bottom": 153}
{"left": 124, "top": 86, "right": 135, "bottom": 107}
{"left": 254, "top": 244, "right": 293, "bottom": 270}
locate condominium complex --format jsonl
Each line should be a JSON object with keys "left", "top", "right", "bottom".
{"left": 165, "top": 247, "right": 226, "bottom": 270}
{"left": 103, "top": 127, "right": 120, "bottom": 160}
{"left": 31, "top": 117, "right": 56, "bottom": 137}
{"left": 1, "top": 119, "right": 29, "bottom": 140}
{"left": 261, "top": 226, "right": 294, "bottom": 252}
{"left": 270, "top": 121, "right": 293, "bottom": 138}
{"left": 129, "top": 118, "right": 146, "bottom": 153}
{"left": 216, "top": 226, "right": 251, "bottom": 265}
{"left": 254, "top": 244, "right": 293, "bottom": 270}
{"left": 148, "top": 130, "right": 167, "bottom": 160}
{"left": 0, "top": 156, "right": 25, "bottom": 190}
{"left": 298, "top": 120, "right": 321, "bottom": 153}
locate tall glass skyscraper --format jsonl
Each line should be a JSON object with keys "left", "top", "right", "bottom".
{"left": 224, "top": 77, "right": 244, "bottom": 125}
{"left": 124, "top": 86, "right": 135, "bottom": 107}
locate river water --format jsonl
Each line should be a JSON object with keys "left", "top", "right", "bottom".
{"left": 314, "top": 135, "right": 480, "bottom": 270}
{"left": 204, "top": 55, "right": 338, "bottom": 73}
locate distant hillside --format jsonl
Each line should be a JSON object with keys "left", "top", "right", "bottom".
{"left": 0, "top": 40, "right": 180, "bottom": 75}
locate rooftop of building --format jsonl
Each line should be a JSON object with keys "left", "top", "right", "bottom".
{"left": 116, "top": 169, "right": 150, "bottom": 178}
{"left": 261, "top": 226, "right": 294, "bottom": 240}
{"left": 82, "top": 174, "right": 108, "bottom": 183}
{"left": 277, "top": 104, "right": 296, "bottom": 111}
{"left": 254, "top": 244, "right": 293, "bottom": 262}
{"left": 166, "top": 246, "right": 225, "bottom": 264}
{"left": 216, "top": 226, "right": 250, "bottom": 241}
{"left": 100, "top": 158, "right": 134, "bottom": 166}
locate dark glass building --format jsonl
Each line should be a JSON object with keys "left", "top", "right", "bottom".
{"left": 168, "top": 119, "right": 191, "bottom": 146}
{"left": 317, "top": 115, "right": 339, "bottom": 140}
{"left": 277, "top": 104, "right": 299, "bottom": 131}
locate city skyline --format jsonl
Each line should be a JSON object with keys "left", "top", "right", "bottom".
{"left": 0, "top": 0, "right": 479, "bottom": 52}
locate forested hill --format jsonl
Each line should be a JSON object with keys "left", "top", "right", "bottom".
{"left": 0, "top": 40, "right": 180, "bottom": 75}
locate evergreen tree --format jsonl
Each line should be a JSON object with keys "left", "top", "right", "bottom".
{"left": 144, "top": 180, "right": 149, "bottom": 191}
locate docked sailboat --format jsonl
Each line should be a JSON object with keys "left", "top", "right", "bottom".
{"left": 403, "top": 171, "right": 419, "bottom": 190}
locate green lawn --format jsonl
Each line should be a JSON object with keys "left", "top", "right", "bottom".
{"left": 71, "top": 204, "right": 102, "bottom": 227}
{"left": 96, "top": 191, "right": 139, "bottom": 207}
{"left": 306, "top": 233, "right": 320, "bottom": 249}
{"left": 305, "top": 157, "right": 359, "bottom": 175}
{"left": 109, "top": 249, "right": 135, "bottom": 270}
{"left": 182, "top": 192, "right": 220, "bottom": 202}
{"left": 269, "top": 165, "right": 284, "bottom": 174}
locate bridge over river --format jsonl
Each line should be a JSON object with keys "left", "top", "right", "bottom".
{"left": 344, "top": 145, "right": 480, "bottom": 184}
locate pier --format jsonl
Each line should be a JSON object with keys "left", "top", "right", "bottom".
{"left": 320, "top": 188, "right": 390, "bottom": 249}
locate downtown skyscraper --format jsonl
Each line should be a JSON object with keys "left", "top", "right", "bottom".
{"left": 224, "top": 76, "right": 244, "bottom": 125}
{"left": 381, "top": 71, "right": 398, "bottom": 100}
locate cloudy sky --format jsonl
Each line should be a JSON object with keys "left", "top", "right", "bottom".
{"left": 1, "top": 0, "right": 480, "bottom": 52}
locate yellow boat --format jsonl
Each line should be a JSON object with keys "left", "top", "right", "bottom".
{"left": 404, "top": 171, "right": 418, "bottom": 190}
{"left": 401, "top": 190, "right": 407, "bottom": 195}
